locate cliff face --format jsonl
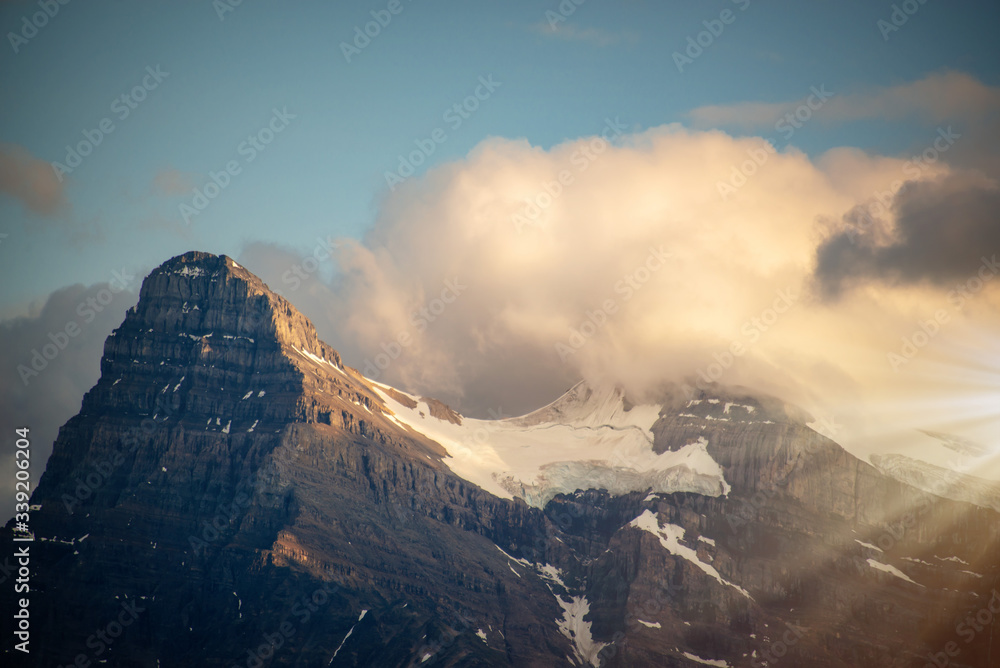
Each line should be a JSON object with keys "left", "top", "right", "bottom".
{"left": 3, "top": 252, "right": 998, "bottom": 668}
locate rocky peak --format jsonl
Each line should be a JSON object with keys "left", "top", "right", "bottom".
{"left": 75, "top": 251, "right": 397, "bottom": 445}
{"left": 135, "top": 251, "right": 333, "bottom": 358}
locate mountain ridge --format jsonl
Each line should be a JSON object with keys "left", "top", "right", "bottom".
{"left": 4, "top": 251, "right": 998, "bottom": 668}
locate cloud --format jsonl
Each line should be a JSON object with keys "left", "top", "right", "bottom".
{"left": 529, "top": 21, "right": 637, "bottom": 47}
{"left": 689, "top": 71, "right": 1000, "bottom": 130}
{"left": 0, "top": 282, "right": 138, "bottom": 522}
{"left": 229, "top": 121, "right": 996, "bottom": 471}
{"left": 151, "top": 168, "right": 197, "bottom": 197}
{"left": 814, "top": 174, "right": 1000, "bottom": 299}
{"left": 0, "top": 143, "right": 67, "bottom": 215}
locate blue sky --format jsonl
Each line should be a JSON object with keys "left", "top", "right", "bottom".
{"left": 2, "top": 0, "right": 998, "bottom": 313}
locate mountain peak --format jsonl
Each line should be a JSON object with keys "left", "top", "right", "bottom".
{"left": 137, "top": 250, "right": 330, "bottom": 358}
{"left": 76, "top": 251, "right": 365, "bottom": 434}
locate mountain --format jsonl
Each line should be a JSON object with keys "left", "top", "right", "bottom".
{"left": 871, "top": 453, "right": 1000, "bottom": 513}
{"left": 3, "top": 251, "right": 998, "bottom": 667}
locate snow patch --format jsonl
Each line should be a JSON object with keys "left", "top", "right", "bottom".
{"left": 855, "top": 539, "right": 883, "bottom": 552}
{"left": 221, "top": 420, "right": 231, "bottom": 434}
{"left": 936, "top": 555, "right": 969, "bottom": 565}
{"left": 332, "top": 626, "right": 357, "bottom": 660}
{"left": 637, "top": 619, "right": 661, "bottom": 628}
{"left": 902, "top": 557, "right": 934, "bottom": 566}
{"left": 682, "top": 651, "right": 730, "bottom": 667}
{"left": 629, "top": 510, "right": 750, "bottom": 598}
{"left": 867, "top": 559, "right": 924, "bottom": 587}
{"left": 554, "top": 594, "right": 607, "bottom": 667}
{"left": 369, "top": 381, "right": 730, "bottom": 508}
{"left": 495, "top": 545, "right": 532, "bottom": 568}
{"left": 292, "top": 346, "right": 344, "bottom": 374}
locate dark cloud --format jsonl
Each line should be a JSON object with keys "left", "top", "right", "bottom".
{"left": 0, "top": 283, "right": 137, "bottom": 522}
{"left": 814, "top": 175, "right": 1000, "bottom": 299}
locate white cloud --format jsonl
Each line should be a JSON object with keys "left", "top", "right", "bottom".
{"left": 236, "top": 122, "right": 999, "bottom": 479}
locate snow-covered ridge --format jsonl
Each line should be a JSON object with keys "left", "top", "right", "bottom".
{"left": 369, "top": 380, "right": 731, "bottom": 509}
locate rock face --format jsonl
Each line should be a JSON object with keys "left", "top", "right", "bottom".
{"left": 3, "top": 251, "right": 998, "bottom": 668}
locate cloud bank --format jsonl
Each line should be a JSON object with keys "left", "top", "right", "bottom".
{"left": 234, "top": 120, "right": 998, "bottom": 475}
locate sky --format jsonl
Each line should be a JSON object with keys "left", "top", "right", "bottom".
{"left": 2, "top": 0, "right": 1000, "bottom": 508}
